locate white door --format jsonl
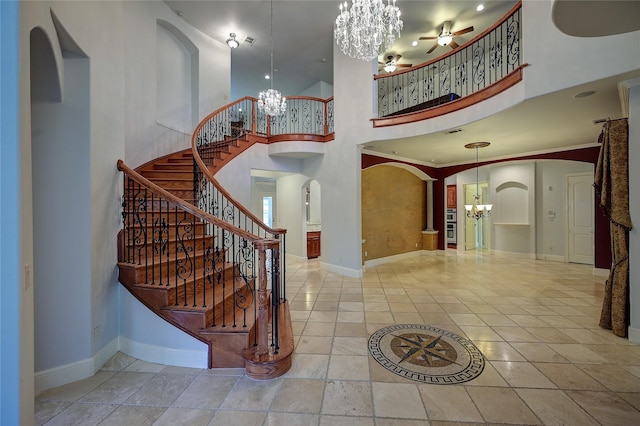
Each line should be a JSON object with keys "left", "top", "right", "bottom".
{"left": 567, "top": 173, "right": 594, "bottom": 264}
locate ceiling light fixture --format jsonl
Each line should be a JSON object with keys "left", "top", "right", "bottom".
{"left": 257, "top": 0, "right": 286, "bottom": 116}
{"left": 464, "top": 142, "right": 492, "bottom": 220}
{"left": 437, "top": 33, "right": 453, "bottom": 46}
{"left": 476, "top": 4, "right": 485, "bottom": 12}
{"left": 334, "top": 0, "right": 403, "bottom": 61}
{"left": 226, "top": 33, "right": 240, "bottom": 48}
{"left": 383, "top": 61, "right": 397, "bottom": 73}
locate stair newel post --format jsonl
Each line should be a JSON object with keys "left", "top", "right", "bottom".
{"left": 254, "top": 238, "right": 277, "bottom": 355}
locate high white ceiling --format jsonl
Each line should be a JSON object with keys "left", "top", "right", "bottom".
{"left": 164, "top": 0, "right": 639, "bottom": 166}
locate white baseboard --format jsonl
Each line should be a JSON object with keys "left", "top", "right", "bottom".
{"left": 491, "top": 249, "right": 536, "bottom": 259}
{"left": 629, "top": 326, "right": 640, "bottom": 344}
{"left": 536, "top": 254, "right": 566, "bottom": 262}
{"left": 321, "top": 261, "right": 363, "bottom": 278}
{"left": 35, "top": 338, "right": 119, "bottom": 395}
{"left": 364, "top": 250, "right": 424, "bottom": 267}
{"left": 118, "top": 336, "right": 208, "bottom": 369}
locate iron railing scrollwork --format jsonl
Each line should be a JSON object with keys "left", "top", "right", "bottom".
{"left": 375, "top": 4, "right": 522, "bottom": 117}
{"left": 117, "top": 160, "right": 279, "bottom": 359}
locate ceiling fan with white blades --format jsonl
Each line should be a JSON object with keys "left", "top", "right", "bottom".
{"left": 378, "top": 54, "right": 413, "bottom": 73}
{"left": 420, "top": 21, "right": 474, "bottom": 54}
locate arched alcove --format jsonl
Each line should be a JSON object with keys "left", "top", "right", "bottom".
{"left": 156, "top": 20, "right": 199, "bottom": 132}
{"left": 31, "top": 25, "right": 92, "bottom": 373}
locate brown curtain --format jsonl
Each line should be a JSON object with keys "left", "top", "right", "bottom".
{"left": 594, "top": 118, "right": 632, "bottom": 337}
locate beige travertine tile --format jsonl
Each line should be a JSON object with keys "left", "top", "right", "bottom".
{"left": 284, "top": 354, "right": 329, "bottom": 379}
{"left": 328, "top": 355, "right": 370, "bottom": 380}
{"left": 516, "top": 388, "right": 599, "bottom": 425}
{"left": 219, "top": 376, "right": 282, "bottom": 411}
{"left": 466, "top": 386, "right": 541, "bottom": 424}
{"left": 303, "top": 322, "right": 336, "bottom": 336}
{"left": 296, "top": 336, "right": 333, "bottom": 354}
{"left": 548, "top": 343, "right": 609, "bottom": 363}
{"left": 333, "top": 322, "right": 368, "bottom": 337}
{"left": 270, "top": 378, "right": 325, "bottom": 413}
{"left": 510, "top": 342, "right": 568, "bottom": 362}
{"left": 308, "top": 310, "right": 338, "bottom": 322}
{"left": 332, "top": 336, "right": 368, "bottom": 355}
{"left": 418, "top": 385, "right": 483, "bottom": 422}
{"left": 152, "top": 407, "right": 214, "bottom": 426}
{"left": 458, "top": 325, "right": 504, "bottom": 341}
{"left": 80, "top": 372, "right": 155, "bottom": 404}
{"left": 37, "top": 371, "right": 116, "bottom": 402}
{"left": 533, "top": 363, "right": 607, "bottom": 390}
{"left": 321, "top": 380, "right": 372, "bottom": 416}
{"left": 96, "top": 405, "right": 165, "bottom": 426}
{"left": 578, "top": 364, "right": 640, "bottom": 392}
{"left": 372, "top": 382, "right": 427, "bottom": 419}
{"left": 336, "top": 311, "right": 365, "bottom": 322}
{"left": 209, "top": 410, "right": 266, "bottom": 426}
{"left": 319, "top": 415, "right": 375, "bottom": 425}
{"left": 491, "top": 361, "right": 556, "bottom": 388}
{"left": 477, "top": 313, "right": 517, "bottom": 326}
{"left": 125, "top": 373, "right": 195, "bottom": 406}
{"left": 474, "top": 341, "right": 525, "bottom": 362}
{"left": 171, "top": 375, "right": 238, "bottom": 409}
{"left": 567, "top": 390, "right": 640, "bottom": 425}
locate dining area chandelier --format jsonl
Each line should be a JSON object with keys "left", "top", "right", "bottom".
{"left": 464, "top": 142, "right": 493, "bottom": 220}
{"left": 334, "top": 0, "right": 403, "bottom": 61}
{"left": 257, "top": 0, "right": 286, "bottom": 116}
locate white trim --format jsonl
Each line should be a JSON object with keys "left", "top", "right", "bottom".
{"left": 629, "top": 326, "right": 640, "bottom": 344}
{"left": 34, "top": 338, "right": 118, "bottom": 395}
{"left": 118, "top": 336, "right": 208, "bottom": 369}
{"left": 490, "top": 249, "right": 537, "bottom": 259}
{"left": 536, "top": 254, "right": 566, "bottom": 263}
{"left": 321, "top": 261, "right": 363, "bottom": 278}
{"left": 364, "top": 250, "right": 424, "bottom": 267}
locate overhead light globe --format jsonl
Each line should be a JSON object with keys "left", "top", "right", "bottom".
{"left": 384, "top": 63, "right": 396, "bottom": 73}
{"left": 226, "top": 33, "right": 240, "bottom": 48}
{"left": 438, "top": 34, "right": 453, "bottom": 46}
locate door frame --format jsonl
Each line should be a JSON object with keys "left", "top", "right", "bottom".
{"left": 564, "top": 172, "right": 594, "bottom": 264}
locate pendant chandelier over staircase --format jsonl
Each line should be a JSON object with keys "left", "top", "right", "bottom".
{"left": 464, "top": 142, "right": 493, "bottom": 220}
{"left": 258, "top": 0, "right": 286, "bottom": 116}
{"left": 334, "top": 0, "right": 403, "bottom": 61}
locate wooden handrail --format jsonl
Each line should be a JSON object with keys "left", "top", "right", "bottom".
{"left": 117, "top": 159, "right": 265, "bottom": 243}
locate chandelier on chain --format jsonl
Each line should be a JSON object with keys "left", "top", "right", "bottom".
{"left": 334, "top": 0, "right": 403, "bottom": 61}
{"left": 464, "top": 142, "right": 493, "bottom": 220}
{"left": 258, "top": 0, "right": 286, "bottom": 116}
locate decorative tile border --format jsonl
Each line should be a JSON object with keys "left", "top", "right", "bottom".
{"left": 368, "top": 324, "right": 485, "bottom": 384}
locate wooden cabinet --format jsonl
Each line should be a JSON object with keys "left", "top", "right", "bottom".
{"left": 307, "top": 231, "right": 321, "bottom": 259}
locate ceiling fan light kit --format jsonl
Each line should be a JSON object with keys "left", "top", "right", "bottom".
{"left": 420, "top": 21, "right": 474, "bottom": 53}
{"left": 334, "top": 0, "right": 403, "bottom": 61}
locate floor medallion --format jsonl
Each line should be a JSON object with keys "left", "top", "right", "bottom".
{"left": 368, "top": 324, "right": 485, "bottom": 384}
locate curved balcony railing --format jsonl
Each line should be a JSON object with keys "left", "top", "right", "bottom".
{"left": 373, "top": 1, "right": 523, "bottom": 125}
{"left": 195, "top": 96, "right": 334, "bottom": 142}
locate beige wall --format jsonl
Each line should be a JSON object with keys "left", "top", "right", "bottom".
{"left": 362, "top": 166, "right": 425, "bottom": 262}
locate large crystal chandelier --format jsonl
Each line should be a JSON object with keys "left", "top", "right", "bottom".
{"left": 334, "top": 0, "right": 403, "bottom": 61}
{"left": 258, "top": 0, "right": 286, "bottom": 116}
{"left": 464, "top": 142, "right": 493, "bottom": 220}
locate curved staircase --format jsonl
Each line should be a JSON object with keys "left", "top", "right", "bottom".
{"left": 117, "top": 140, "right": 292, "bottom": 378}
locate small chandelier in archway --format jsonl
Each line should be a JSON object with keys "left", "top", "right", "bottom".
{"left": 464, "top": 142, "right": 492, "bottom": 220}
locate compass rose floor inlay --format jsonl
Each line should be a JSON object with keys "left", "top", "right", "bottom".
{"left": 368, "top": 324, "right": 485, "bottom": 384}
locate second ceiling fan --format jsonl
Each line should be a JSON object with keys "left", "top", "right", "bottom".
{"left": 420, "top": 21, "right": 474, "bottom": 54}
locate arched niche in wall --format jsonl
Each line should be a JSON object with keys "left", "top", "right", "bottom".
{"left": 156, "top": 20, "right": 199, "bottom": 133}
{"left": 495, "top": 181, "right": 529, "bottom": 224}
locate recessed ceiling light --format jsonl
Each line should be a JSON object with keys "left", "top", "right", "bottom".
{"left": 265, "top": 74, "right": 270, "bottom": 80}
{"left": 412, "top": 40, "right": 418, "bottom": 47}
{"left": 574, "top": 90, "right": 596, "bottom": 98}
{"left": 476, "top": 4, "right": 485, "bottom": 12}
{"left": 392, "top": 150, "right": 399, "bottom": 154}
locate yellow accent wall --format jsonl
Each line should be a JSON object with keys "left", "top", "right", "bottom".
{"left": 362, "top": 166, "right": 425, "bottom": 262}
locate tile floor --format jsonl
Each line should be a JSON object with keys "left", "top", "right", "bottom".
{"left": 36, "top": 251, "right": 640, "bottom": 425}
